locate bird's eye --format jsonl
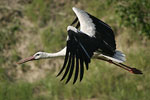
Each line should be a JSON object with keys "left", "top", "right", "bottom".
{"left": 36, "top": 54, "right": 40, "bottom": 56}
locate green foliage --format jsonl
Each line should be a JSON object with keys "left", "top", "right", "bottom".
{"left": 116, "top": 0, "right": 150, "bottom": 37}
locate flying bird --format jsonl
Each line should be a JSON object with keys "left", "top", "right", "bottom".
{"left": 18, "top": 7, "right": 142, "bottom": 84}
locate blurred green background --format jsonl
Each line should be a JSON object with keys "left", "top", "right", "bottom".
{"left": 0, "top": 0, "right": 150, "bottom": 100}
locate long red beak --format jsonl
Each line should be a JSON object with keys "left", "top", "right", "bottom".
{"left": 17, "top": 56, "right": 35, "bottom": 64}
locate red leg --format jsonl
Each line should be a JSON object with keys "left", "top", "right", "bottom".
{"left": 97, "top": 57, "right": 142, "bottom": 74}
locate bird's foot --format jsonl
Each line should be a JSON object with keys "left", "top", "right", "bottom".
{"left": 129, "top": 68, "right": 143, "bottom": 74}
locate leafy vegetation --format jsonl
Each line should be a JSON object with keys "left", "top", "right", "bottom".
{"left": 0, "top": 0, "right": 150, "bottom": 100}
{"left": 116, "top": 0, "right": 150, "bottom": 37}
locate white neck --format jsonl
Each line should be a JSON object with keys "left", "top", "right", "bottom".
{"left": 43, "top": 47, "right": 66, "bottom": 58}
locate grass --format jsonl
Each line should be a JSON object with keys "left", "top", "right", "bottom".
{"left": 0, "top": 51, "right": 149, "bottom": 100}
{"left": 41, "top": 25, "right": 66, "bottom": 52}
{"left": 25, "top": 0, "right": 52, "bottom": 26}
{"left": 1, "top": 49, "right": 149, "bottom": 100}
{"left": 0, "top": 0, "right": 150, "bottom": 100}
{"left": 0, "top": 82, "right": 33, "bottom": 100}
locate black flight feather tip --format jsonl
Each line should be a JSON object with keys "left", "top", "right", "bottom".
{"left": 79, "top": 57, "right": 84, "bottom": 82}
{"left": 60, "top": 52, "right": 72, "bottom": 81}
{"left": 73, "top": 50, "right": 79, "bottom": 84}
{"left": 78, "top": 49, "right": 84, "bottom": 82}
{"left": 56, "top": 47, "right": 69, "bottom": 77}
{"left": 65, "top": 52, "right": 75, "bottom": 84}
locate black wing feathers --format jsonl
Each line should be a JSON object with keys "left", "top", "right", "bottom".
{"left": 86, "top": 13, "right": 116, "bottom": 56}
{"left": 60, "top": 52, "right": 72, "bottom": 81}
{"left": 71, "top": 17, "right": 78, "bottom": 26}
{"left": 88, "top": 13, "right": 116, "bottom": 50}
{"left": 71, "top": 17, "right": 80, "bottom": 29}
{"left": 73, "top": 50, "right": 79, "bottom": 84}
{"left": 65, "top": 52, "right": 75, "bottom": 84}
{"left": 71, "top": 12, "right": 116, "bottom": 56}
{"left": 79, "top": 54, "right": 84, "bottom": 82}
{"left": 57, "top": 47, "right": 69, "bottom": 76}
{"left": 57, "top": 9, "right": 117, "bottom": 84}
{"left": 57, "top": 30, "right": 98, "bottom": 84}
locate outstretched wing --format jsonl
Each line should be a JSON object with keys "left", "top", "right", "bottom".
{"left": 57, "top": 26, "right": 98, "bottom": 84}
{"left": 88, "top": 14, "right": 116, "bottom": 56}
{"left": 72, "top": 7, "right": 116, "bottom": 56}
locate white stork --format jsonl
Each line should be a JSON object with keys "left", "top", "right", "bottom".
{"left": 18, "top": 7, "right": 142, "bottom": 84}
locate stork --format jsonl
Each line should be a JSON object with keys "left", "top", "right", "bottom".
{"left": 18, "top": 7, "right": 142, "bottom": 84}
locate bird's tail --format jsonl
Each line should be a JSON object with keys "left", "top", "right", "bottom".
{"left": 101, "top": 50, "right": 126, "bottom": 63}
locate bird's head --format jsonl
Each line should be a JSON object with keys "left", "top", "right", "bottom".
{"left": 17, "top": 52, "right": 46, "bottom": 64}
